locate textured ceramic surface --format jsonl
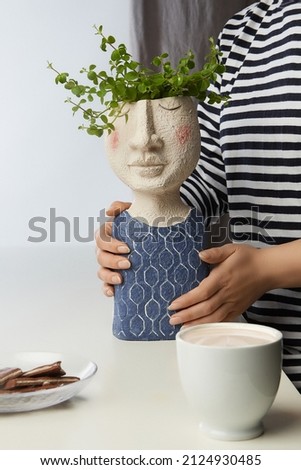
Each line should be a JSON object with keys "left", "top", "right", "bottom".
{"left": 0, "top": 352, "right": 97, "bottom": 413}
{"left": 176, "top": 323, "right": 283, "bottom": 441}
{"left": 104, "top": 96, "right": 201, "bottom": 219}
{"left": 112, "top": 208, "right": 208, "bottom": 340}
{"left": 105, "top": 96, "right": 206, "bottom": 341}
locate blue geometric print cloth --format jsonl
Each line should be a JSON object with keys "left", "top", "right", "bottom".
{"left": 112, "top": 208, "right": 209, "bottom": 341}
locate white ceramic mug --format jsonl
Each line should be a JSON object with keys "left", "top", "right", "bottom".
{"left": 176, "top": 323, "right": 282, "bottom": 441}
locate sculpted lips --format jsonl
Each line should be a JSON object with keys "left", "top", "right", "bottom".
{"left": 128, "top": 156, "right": 166, "bottom": 177}
{"left": 129, "top": 164, "right": 165, "bottom": 177}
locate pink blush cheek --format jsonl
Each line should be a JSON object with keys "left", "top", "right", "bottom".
{"left": 109, "top": 131, "right": 119, "bottom": 150}
{"left": 175, "top": 125, "right": 192, "bottom": 145}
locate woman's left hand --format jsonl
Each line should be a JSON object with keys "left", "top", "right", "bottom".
{"left": 169, "top": 243, "right": 272, "bottom": 326}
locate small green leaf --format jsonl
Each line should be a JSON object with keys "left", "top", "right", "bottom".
{"left": 118, "top": 44, "right": 127, "bottom": 55}
{"left": 107, "top": 35, "right": 116, "bottom": 44}
{"left": 87, "top": 71, "right": 97, "bottom": 81}
{"left": 64, "top": 80, "right": 77, "bottom": 90}
{"left": 96, "top": 25, "right": 103, "bottom": 35}
{"left": 198, "top": 78, "right": 210, "bottom": 92}
{"left": 177, "top": 75, "right": 184, "bottom": 86}
{"left": 111, "top": 49, "right": 120, "bottom": 61}
{"left": 100, "top": 38, "right": 107, "bottom": 51}
{"left": 125, "top": 87, "right": 137, "bottom": 101}
{"left": 138, "top": 83, "right": 147, "bottom": 94}
{"left": 71, "top": 85, "right": 85, "bottom": 97}
{"left": 150, "top": 75, "right": 165, "bottom": 86}
{"left": 127, "top": 61, "right": 139, "bottom": 71}
{"left": 116, "top": 65, "right": 124, "bottom": 74}
{"left": 152, "top": 57, "right": 161, "bottom": 67}
{"left": 56, "top": 73, "right": 69, "bottom": 84}
{"left": 125, "top": 71, "right": 139, "bottom": 81}
{"left": 187, "top": 60, "right": 195, "bottom": 69}
{"left": 87, "top": 125, "right": 103, "bottom": 137}
{"left": 110, "top": 100, "right": 119, "bottom": 108}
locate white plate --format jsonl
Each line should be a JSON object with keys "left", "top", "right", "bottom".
{"left": 0, "top": 351, "right": 98, "bottom": 413}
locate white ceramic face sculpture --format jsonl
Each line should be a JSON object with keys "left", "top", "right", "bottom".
{"left": 104, "top": 96, "right": 200, "bottom": 224}
{"left": 105, "top": 96, "right": 208, "bottom": 341}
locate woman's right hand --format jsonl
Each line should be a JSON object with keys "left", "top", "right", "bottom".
{"left": 95, "top": 201, "right": 132, "bottom": 297}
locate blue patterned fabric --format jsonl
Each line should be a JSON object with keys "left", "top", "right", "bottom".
{"left": 112, "top": 208, "right": 208, "bottom": 340}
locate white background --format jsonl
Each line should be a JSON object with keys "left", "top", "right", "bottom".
{"left": 0, "top": 0, "right": 132, "bottom": 247}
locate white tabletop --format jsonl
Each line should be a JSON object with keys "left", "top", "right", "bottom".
{"left": 0, "top": 245, "right": 300, "bottom": 450}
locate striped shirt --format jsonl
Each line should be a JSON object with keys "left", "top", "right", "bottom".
{"left": 180, "top": 0, "right": 301, "bottom": 392}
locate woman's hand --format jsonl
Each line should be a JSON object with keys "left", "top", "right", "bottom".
{"left": 169, "top": 243, "right": 273, "bottom": 326}
{"left": 95, "top": 200, "right": 131, "bottom": 297}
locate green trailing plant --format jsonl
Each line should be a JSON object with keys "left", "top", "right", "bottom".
{"left": 48, "top": 25, "right": 228, "bottom": 138}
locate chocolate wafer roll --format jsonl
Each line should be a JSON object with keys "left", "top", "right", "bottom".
{"left": 4, "top": 376, "right": 80, "bottom": 390}
{"left": 0, "top": 368, "right": 23, "bottom": 386}
{"left": 22, "top": 361, "right": 66, "bottom": 377}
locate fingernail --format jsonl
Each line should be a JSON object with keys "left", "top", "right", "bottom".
{"left": 105, "top": 288, "right": 114, "bottom": 297}
{"left": 117, "top": 245, "right": 130, "bottom": 254}
{"left": 118, "top": 259, "right": 131, "bottom": 269}
{"left": 199, "top": 250, "right": 208, "bottom": 259}
{"left": 168, "top": 301, "right": 179, "bottom": 311}
{"left": 112, "top": 275, "right": 122, "bottom": 284}
{"left": 169, "top": 315, "right": 180, "bottom": 325}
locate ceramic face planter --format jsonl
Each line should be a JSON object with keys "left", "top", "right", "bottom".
{"left": 104, "top": 96, "right": 208, "bottom": 340}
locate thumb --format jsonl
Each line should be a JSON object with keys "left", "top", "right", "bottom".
{"left": 106, "top": 200, "right": 132, "bottom": 216}
{"left": 200, "top": 243, "right": 236, "bottom": 265}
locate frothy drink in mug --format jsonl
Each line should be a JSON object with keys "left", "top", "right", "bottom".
{"left": 176, "top": 323, "right": 283, "bottom": 441}
{"left": 185, "top": 329, "right": 276, "bottom": 347}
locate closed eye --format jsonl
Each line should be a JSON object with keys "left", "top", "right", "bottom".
{"left": 159, "top": 104, "right": 182, "bottom": 111}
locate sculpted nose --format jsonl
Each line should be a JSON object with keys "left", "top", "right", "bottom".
{"left": 128, "top": 100, "right": 164, "bottom": 151}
